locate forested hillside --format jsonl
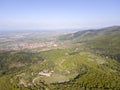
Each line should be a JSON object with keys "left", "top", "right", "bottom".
{"left": 0, "top": 26, "right": 120, "bottom": 90}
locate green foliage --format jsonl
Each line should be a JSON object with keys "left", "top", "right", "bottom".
{"left": 0, "top": 51, "right": 43, "bottom": 76}
{"left": 0, "top": 26, "right": 120, "bottom": 90}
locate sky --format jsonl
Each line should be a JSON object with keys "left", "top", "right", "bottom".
{"left": 0, "top": 0, "right": 120, "bottom": 30}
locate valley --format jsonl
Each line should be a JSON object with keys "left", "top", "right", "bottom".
{"left": 0, "top": 26, "right": 120, "bottom": 90}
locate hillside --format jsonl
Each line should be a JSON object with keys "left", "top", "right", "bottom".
{"left": 0, "top": 49, "right": 120, "bottom": 90}
{"left": 59, "top": 26, "right": 120, "bottom": 41}
{"left": 0, "top": 26, "right": 120, "bottom": 90}
{"left": 59, "top": 26, "right": 120, "bottom": 61}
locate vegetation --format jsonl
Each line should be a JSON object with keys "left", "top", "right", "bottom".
{"left": 0, "top": 26, "right": 120, "bottom": 90}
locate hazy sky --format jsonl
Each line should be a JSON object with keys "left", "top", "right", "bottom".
{"left": 0, "top": 0, "right": 120, "bottom": 30}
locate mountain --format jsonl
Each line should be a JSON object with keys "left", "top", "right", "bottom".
{"left": 0, "top": 26, "right": 120, "bottom": 90}
{"left": 59, "top": 26, "right": 120, "bottom": 61}
{"left": 59, "top": 26, "right": 120, "bottom": 41}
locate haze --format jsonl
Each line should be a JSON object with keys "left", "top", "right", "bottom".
{"left": 0, "top": 0, "right": 120, "bottom": 30}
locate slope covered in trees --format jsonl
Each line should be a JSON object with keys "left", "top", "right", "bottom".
{"left": 0, "top": 26, "right": 120, "bottom": 90}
